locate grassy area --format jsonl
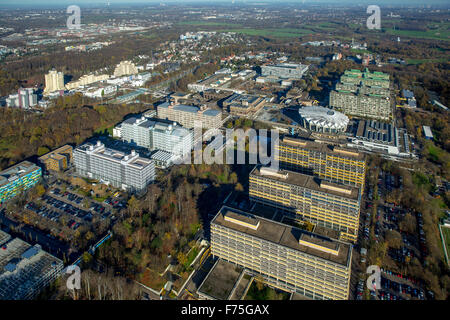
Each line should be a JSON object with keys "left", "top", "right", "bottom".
{"left": 385, "top": 28, "right": 450, "bottom": 41}
{"left": 244, "top": 280, "right": 290, "bottom": 300}
{"left": 406, "top": 58, "right": 448, "bottom": 65}
{"left": 220, "top": 28, "right": 315, "bottom": 38}
{"left": 140, "top": 268, "right": 166, "bottom": 291}
{"left": 177, "top": 20, "right": 235, "bottom": 27}
{"left": 184, "top": 246, "right": 200, "bottom": 269}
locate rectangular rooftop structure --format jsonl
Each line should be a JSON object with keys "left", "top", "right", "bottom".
{"left": 0, "top": 234, "right": 63, "bottom": 300}
{"left": 251, "top": 166, "right": 360, "bottom": 200}
{"left": 224, "top": 210, "right": 260, "bottom": 230}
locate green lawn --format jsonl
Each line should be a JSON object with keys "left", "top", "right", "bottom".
{"left": 406, "top": 58, "right": 447, "bottom": 65}
{"left": 220, "top": 28, "right": 315, "bottom": 38}
{"left": 178, "top": 20, "right": 237, "bottom": 27}
{"left": 385, "top": 28, "right": 450, "bottom": 41}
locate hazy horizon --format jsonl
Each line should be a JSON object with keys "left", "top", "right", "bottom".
{"left": 0, "top": 0, "right": 449, "bottom": 9}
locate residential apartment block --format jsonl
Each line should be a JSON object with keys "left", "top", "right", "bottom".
{"left": 119, "top": 116, "right": 193, "bottom": 156}
{"left": 38, "top": 145, "right": 73, "bottom": 172}
{"left": 249, "top": 166, "right": 361, "bottom": 243}
{"left": 276, "top": 136, "right": 366, "bottom": 189}
{"left": 44, "top": 69, "right": 65, "bottom": 94}
{"left": 157, "top": 102, "right": 222, "bottom": 129}
{"left": 0, "top": 161, "right": 42, "bottom": 204}
{"left": 329, "top": 69, "right": 392, "bottom": 121}
{"left": 73, "top": 141, "right": 155, "bottom": 193}
{"left": 211, "top": 206, "right": 352, "bottom": 300}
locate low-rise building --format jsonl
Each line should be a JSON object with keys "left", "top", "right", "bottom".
{"left": 222, "top": 93, "right": 266, "bottom": 117}
{"left": 0, "top": 230, "right": 63, "bottom": 300}
{"left": 347, "top": 120, "right": 412, "bottom": 157}
{"left": 0, "top": 161, "right": 42, "bottom": 204}
{"left": 298, "top": 106, "right": 349, "bottom": 134}
{"left": 261, "top": 63, "right": 309, "bottom": 80}
{"left": 38, "top": 145, "right": 73, "bottom": 172}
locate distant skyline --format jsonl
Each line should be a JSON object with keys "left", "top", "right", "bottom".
{"left": 0, "top": 0, "right": 449, "bottom": 8}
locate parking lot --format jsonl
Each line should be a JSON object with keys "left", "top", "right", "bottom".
{"left": 357, "top": 167, "right": 434, "bottom": 300}
{"left": 25, "top": 186, "right": 117, "bottom": 232}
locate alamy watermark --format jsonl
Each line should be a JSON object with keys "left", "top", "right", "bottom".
{"left": 66, "top": 265, "right": 81, "bottom": 290}
{"left": 172, "top": 121, "right": 280, "bottom": 169}
{"left": 367, "top": 5, "right": 381, "bottom": 30}
{"left": 366, "top": 265, "right": 381, "bottom": 292}
{"left": 67, "top": 5, "right": 81, "bottom": 30}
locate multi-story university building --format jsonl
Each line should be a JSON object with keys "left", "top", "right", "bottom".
{"left": 119, "top": 116, "right": 193, "bottom": 156}
{"left": 211, "top": 206, "right": 352, "bottom": 300}
{"left": 73, "top": 141, "right": 155, "bottom": 193}
{"left": 329, "top": 68, "right": 392, "bottom": 121}
{"left": 38, "top": 145, "right": 73, "bottom": 172}
{"left": 0, "top": 161, "right": 42, "bottom": 204}
{"left": 157, "top": 102, "right": 222, "bottom": 129}
{"left": 261, "top": 63, "right": 309, "bottom": 80}
{"left": 249, "top": 166, "right": 361, "bottom": 243}
{"left": 222, "top": 93, "right": 266, "bottom": 117}
{"left": 0, "top": 230, "right": 63, "bottom": 300}
{"left": 276, "top": 136, "right": 366, "bottom": 189}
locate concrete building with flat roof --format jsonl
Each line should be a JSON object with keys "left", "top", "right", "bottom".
{"left": 249, "top": 165, "right": 361, "bottom": 243}
{"left": 347, "top": 120, "right": 412, "bottom": 157}
{"left": 211, "top": 206, "right": 352, "bottom": 300}
{"left": 276, "top": 136, "right": 366, "bottom": 189}
{"left": 119, "top": 116, "right": 193, "bottom": 157}
{"left": 157, "top": 102, "right": 222, "bottom": 129}
{"left": 330, "top": 69, "right": 392, "bottom": 121}
{"left": 222, "top": 93, "right": 266, "bottom": 117}
{"left": 261, "top": 63, "right": 309, "bottom": 80}
{"left": 73, "top": 141, "right": 155, "bottom": 193}
{"left": 0, "top": 232, "right": 63, "bottom": 300}
{"left": 0, "top": 161, "right": 42, "bottom": 204}
{"left": 38, "top": 145, "right": 73, "bottom": 172}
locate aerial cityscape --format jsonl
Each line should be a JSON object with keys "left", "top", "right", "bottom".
{"left": 0, "top": 0, "right": 448, "bottom": 309}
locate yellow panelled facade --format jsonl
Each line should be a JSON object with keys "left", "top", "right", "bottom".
{"left": 211, "top": 223, "right": 351, "bottom": 300}
{"left": 249, "top": 174, "right": 360, "bottom": 243}
{"left": 276, "top": 143, "right": 366, "bottom": 189}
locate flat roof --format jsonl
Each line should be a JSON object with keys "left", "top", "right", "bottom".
{"left": 213, "top": 206, "right": 351, "bottom": 266}
{"left": 0, "top": 230, "right": 11, "bottom": 246}
{"left": 0, "top": 161, "right": 41, "bottom": 188}
{"left": 251, "top": 165, "right": 360, "bottom": 200}
{"left": 38, "top": 145, "right": 73, "bottom": 162}
{"left": 197, "top": 258, "right": 243, "bottom": 300}
{"left": 0, "top": 237, "right": 63, "bottom": 300}
{"left": 279, "top": 136, "right": 364, "bottom": 160}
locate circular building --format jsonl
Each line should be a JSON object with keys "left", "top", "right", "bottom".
{"left": 298, "top": 106, "right": 349, "bottom": 134}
